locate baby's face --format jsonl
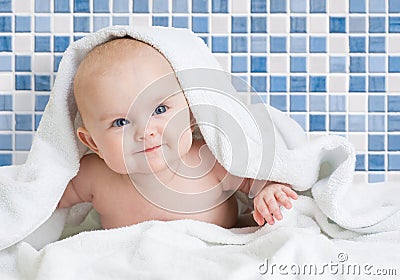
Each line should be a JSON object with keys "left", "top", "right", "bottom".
{"left": 75, "top": 41, "right": 193, "bottom": 175}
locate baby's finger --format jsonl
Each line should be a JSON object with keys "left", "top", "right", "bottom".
{"left": 252, "top": 208, "right": 265, "bottom": 226}
{"left": 282, "top": 186, "right": 298, "bottom": 200}
{"left": 256, "top": 201, "right": 275, "bottom": 225}
{"left": 264, "top": 197, "right": 282, "bottom": 221}
{"left": 275, "top": 191, "right": 292, "bottom": 209}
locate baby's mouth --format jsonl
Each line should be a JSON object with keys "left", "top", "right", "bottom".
{"left": 143, "top": 145, "right": 162, "bottom": 153}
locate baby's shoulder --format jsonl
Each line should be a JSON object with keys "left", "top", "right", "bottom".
{"left": 79, "top": 153, "right": 113, "bottom": 179}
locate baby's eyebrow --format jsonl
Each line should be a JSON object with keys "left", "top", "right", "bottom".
{"left": 99, "top": 112, "right": 128, "bottom": 122}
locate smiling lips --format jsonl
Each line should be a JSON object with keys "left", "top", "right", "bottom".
{"left": 143, "top": 145, "right": 162, "bottom": 153}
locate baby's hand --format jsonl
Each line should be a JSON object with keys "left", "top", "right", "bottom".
{"left": 252, "top": 183, "right": 298, "bottom": 226}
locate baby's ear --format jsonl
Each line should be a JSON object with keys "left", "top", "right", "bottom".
{"left": 76, "top": 127, "right": 103, "bottom": 159}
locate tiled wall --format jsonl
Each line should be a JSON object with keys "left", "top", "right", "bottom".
{"left": 0, "top": 0, "right": 399, "bottom": 182}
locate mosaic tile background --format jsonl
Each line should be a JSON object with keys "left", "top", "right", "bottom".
{"left": 0, "top": 0, "right": 399, "bottom": 183}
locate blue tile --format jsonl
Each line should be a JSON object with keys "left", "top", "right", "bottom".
{"left": 310, "top": 0, "right": 326, "bottom": 13}
{"left": 231, "top": 75, "right": 248, "bottom": 92}
{"left": 369, "top": 36, "right": 385, "bottom": 53}
{"left": 330, "top": 115, "right": 346, "bottom": 131}
{"left": 74, "top": 0, "right": 90, "bottom": 12}
{"left": 369, "top": 0, "right": 385, "bottom": 13}
{"left": 192, "top": 16, "right": 208, "bottom": 33}
{"left": 35, "top": 0, "right": 50, "bottom": 12}
{"left": 368, "top": 115, "right": 385, "bottom": 132}
{"left": 388, "top": 115, "right": 400, "bottom": 131}
{"left": 389, "top": 56, "right": 400, "bottom": 73}
{"left": 355, "top": 154, "right": 365, "bottom": 171}
{"left": 270, "top": 95, "right": 287, "bottom": 111}
{"left": 349, "top": 37, "right": 366, "bottom": 53}
{"left": 199, "top": 36, "right": 209, "bottom": 46}
{"left": 231, "top": 56, "right": 247, "bottom": 73}
{"left": 290, "top": 17, "right": 306, "bottom": 33}
{"left": 0, "top": 134, "right": 12, "bottom": 150}
{"left": 0, "top": 56, "right": 11, "bottom": 71}
{"left": 0, "top": 95, "right": 12, "bottom": 111}
{"left": 349, "top": 17, "right": 366, "bottom": 33}
{"left": 94, "top": 16, "right": 110, "bottom": 31}
{"left": 35, "top": 114, "right": 42, "bottom": 130}
{"left": 349, "top": 0, "right": 366, "bottom": 13}
{"left": 309, "top": 37, "right": 326, "bottom": 53}
{"left": 15, "top": 75, "right": 31, "bottom": 90}
{"left": 290, "top": 114, "right": 306, "bottom": 130}
{"left": 0, "top": 16, "right": 11, "bottom": 32}
{"left": 389, "top": 17, "right": 400, "bottom": 33}
{"left": 368, "top": 174, "right": 385, "bottom": 182}
{"left": 329, "top": 56, "right": 346, "bottom": 73}
{"left": 232, "top": 36, "right": 247, "bottom": 53}
{"left": 251, "top": 94, "right": 266, "bottom": 103}
{"left": 54, "top": 36, "right": 70, "bottom": 52}
{"left": 290, "top": 36, "right": 306, "bottom": 53}
{"left": 368, "top": 95, "right": 385, "bottom": 112}
{"left": 73, "top": 17, "right": 90, "bottom": 32}
{"left": 55, "top": 0, "right": 70, "bottom": 12}
{"left": 211, "top": 36, "right": 228, "bottom": 53}
{"left": 251, "top": 17, "right": 267, "bottom": 33}
{"left": 232, "top": 17, "right": 247, "bottom": 33}
{"left": 250, "top": 76, "right": 267, "bottom": 92}
{"left": 0, "top": 0, "right": 12, "bottom": 12}
{"left": 35, "top": 75, "right": 51, "bottom": 91}
{"left": 368, "top": 154, "right": 384, "bottom": 171}
{"left": 113, "top": 16, "right": 129, "bottom": 25}
{"left": 329, "top": 95, "right": 346, "bottom": 112}
{"left": 0, "top": 114, "right": 12, "bottom": 130}
{"left": 348, "top": 115, "right": 365, "bottom": 132}
{"left": 368, "top": 76, "right": 385, "bottom": 92}
{"left": 35, "top": 95, "right": 50, "bottom": 111}
{"left": 172, "top": 16, "right": 188, "bottom": 28}
{"left": 15, "top": 134, "right": 33, "bottom": 151}
{"left": 350, "top": 56, "right": 366, "bottom": 73}
{"left": 330, "top": 17, "right": 346, "bottom": 33}
{"left": 0, "top": 154, "right": 12, "bottom": 166}
{"left": 251, "top": 0, "right": 267, "bottom": 13}
{"left": 369, "top": 17, "right": 386, "bottom": 33}
{"left": 133, "top": 0, "right": 148, "bottom": 12}
{"left": 309, "top": 114, "right": 326, "bottom": 131}
{"left": 94, "top": 0, "right": 109, "bottom": 12}
{"left": 54, "top": 55, "right": 62, "bottom": 72}
{"left": 172, "top": 0, "right": 188, "bottom": 12}
{"left": 192, "top": 0, "right": 208, "bottom": 13}
{"left": 251, "top": 36, "right": 267, "bottom": 53}
{"left": 212, "top": 0, "right": 228, "bottom": 13}
{"left": 369, "top": 56, "right": 386, "bottom": 73}
{"left": 153, "top": 0, "right": 169, "bottom": 12}
{"left": 389, "top": 0, "right": 400, "bottom": 13}
{"left": 153, "top": 16, "right": 168, "bottom": 27}
{"left": 309, "top": 95, "right": 326, "bottom": 111}
{"left": 113, "top": 0, "right": 129, "bottom": 12}
{"left": 388, "top": 96, "right": 400, "bottom": 112}
{"left": 368, "top": 134, "right": 385, "bottom": 151}
{"left": 35, "top": 16, "right": 51, "bottom": 33}
{"left": 290, "top": 76, "right": 307, "bottom": 92}
{"left": 270, "top": 0, "right": 286, "bottom": 13}
{"left": 309, "top": 76, "right": 326, "bottom": 92}
{"left": 15, "top": 114, "right": 32, "bottom": 131}
{"left": 270, "top": 36, "right": 287, "bottom": 53}
{"left": 290, "top": 95, "right": 306, "bottom": 111}
{"left": 0, "top": 36, "right": 12, "bottom": 52}
{"left": 15, "top": 16, "right": 31, "bottom": 33}
{"left": 35, "top": 36, "right": 51, "bottom": 52}
{"left": 290, "top": 0, "right": 306, "bottom": 12}
{"left": 251, "top": 56, "right": 267, "bottom": 72}
{"left": 388, "top": 154, "right": 400, "bottom": 170}
{"left": 290, "top": 56, "right": 306, "bottom": 72}
{"left": 388, "top": 135, "right": 400, "bottom": 151}
{"left": 270, "top": 76, "right": 287, "bottom": 92}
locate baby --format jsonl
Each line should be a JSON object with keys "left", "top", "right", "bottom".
{"left": 58, "top": 37, "right": 298, "bottom": 229}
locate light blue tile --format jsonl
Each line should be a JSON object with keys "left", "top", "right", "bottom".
{"left": 15, "top": 55, "right": 31, "bottom": 72}
{"left": 350, "top": 37, "right": 366, "bottom": 53}
{"left": 251, "top": 17, "right": 267, "bottom": 33}
{"left": 369, "top": 17, "right": 386, "bottom": 33}
{"left": 329, "top": 95, "right": 346, "bottom": 112}
{"left": 153, "top": 0, "right": 169, "bottom": 13}
{"left": 388, "top": 155, "right": 400, "bottom": 170}
{"left": 231, "top": 56, "right": 247, "bottom": 73}
{"left": 15, "top": 134, "right": 32, "bottom": 151}
{"left": 369, "top": 56, "right": 386, "bottom": 73}
{"left": 388, "top": 96, "right": 400, "bottom": 112}
{"left": 270, "top": 95, "right": 287, "bottom": 111}
{"left": 0, "top": 114, "right": 12, "bottom": 130}
{"left": 113, "top": 0, "right": 129, "bottom": 12}
{"left": 231, "top": 36, "right": 247, "bottom": 53}
{"left": 368, "top": 154, "right": 384, "bottom": 171}
{"left": 368, "top": 76, "right": 385, "bottom": 92}
{"left": 35, "top": 114, "right": 42, "bottom": 130}
{"left": 348, "top": 115, "right": 365, "bottom": 132}
{"left": 232, "top": 17, "right": 247, "bottom": 33}
{"left": 54, "top": 36, "right": 70, "bottom": 53}
{"left": 290, "top": 95, "right": 306, "bottom": 111}
{"left": 250, "top": 76, "right": 267, "bottom": 92}
{"left": 355, "top": 154, "right": 365, "bottom": 171}
{"left": 251, "top": 36, "right": 267, "bottom": 53}
{"left": 290, "top": 36, "right": 306, "bottom": 53}
{"left": 290, "top": 76, "right": 306, "bottom": 92}
{"left": 93, "top": 16, "right": 110, "bottom": 31}
{"left": 350, "top": 0, "right": 366, "bottom": 13}
{"left": 368, "top": 134, "right": 385, "bottom": 151}
{"left": 172, "top": 0, "right": 188, "bottom": 12}
{"left": 113, "top": 17, "right": 129, "bottom": 25}
{"left": 349, "top": 17, "right": 366, "bottom": 33}
{"left": 270, "top": 0, "right": 286, "bottom": 13}
{"left": 0, "top": 56, "right": 11, "bottom": 71}
{"left": 192, "top": 0, "right": 208, "bottom": 13}
{"left": 389, "top": 17, "right": 400, "bottom": 33}
{"left": 0, "top": 0, "right": 12, "bottom": 12}
{"left": 330, "top": 115, "right": 346, "bottom": 131}
{"left": 349, "top": 76, "right": 366, "bottom": 92}
{"left": 290, "top": 0, "right": 306, "bottom": 12}
{"left": 0, "top": 134, "right": 12, "bottom": 150}
{"left": 368, "top": 173, "right": 385, "bottom": 182}
{"left": 211, "top": 36, "right": 228, "bottom": 53}
{"left": 0, "top": 95, "right": 12, "bottom": 111}
{"left": 152, "top": 16, "right": 168, "bottom": 27}
{"left": 329, "top": 56, "right": 346, "bottom": 73}
{"left": 0, "top": 16, "right": 12, "bottom": 32}
{"left": 368, "top": 115, "right": 385, "bottom": 132}
{"left": 388, "top": 135, "right": 400, "bottom": 151}
{"left": 35, "top": 0, "right": 51, "bottom": 12}
{"left": 34, "top": 36, "right": 51, "bottom": 52}
{"left": 389, "top": 56, "right": 400, "bottom": 72}
{"left": 133, "top": 0, "right": 149, "bottom": 12}
{"left": 369, "top": 36, "right": 385, "bottom": 53}
{"left": 309, "top": 36, "right": 326, "bottom": 53}
{"left": 368, "top": 95, "right": 385, "bottom": 112}
{"left": 35, "top": 95, "right": 50, "bottom": 111}
{"left": 192, "top": 16, "right": 208, "bottom": 33}
{"left": 54, "top": 55, "right": 62, "bottom": 72}
{"left": 251, "top": 0, "right": 267, "bottom": 13}
{"left": 172, "top": 16, "right": 188, "bottom": 28}
{"left": 94, "top": 0, "right": 109, "bottom": 12}
{"left": 15, "top": 114, "right": 32, "bottom": 131}
{"left": 270, "top": 76, "right": 287, "bottom": 92}
{"left": 290, "top": 114, "right": 306, "bottom": 130}
{"left": 369, "top": 0, "right": 385, "bottom": 13}
{"left": 290, "top": 56, "right": 306, "bottom": 72}
{"left": 290, "top": 17, "right": 307, "bottom": 33}
{"left": 389, "top": 0, "right": 400, "bottom": 13}
{"left": 388, "top": 115, "right": 400, "bottom": 131}
{"left": 35, "top": 16, "right": 51, "bottom": 33}
{"left": 309, "top": 95, "right": 326, "bottom": 111}
{"left": 73, "top": 17, "right": 90, "bottom": 32}
{"left": 310, "top": 0, "right": 326, "bottom": 13}
{"left": 270, "top": 36, "right": 287, "bottom": 53}
{"left": 15, "top": 16, "right": 31, "bottom": 33}
{"left": 55, "top": 0, "right": 70, "bottom": 12}
{"left": 212, "top": 0, "right": 228, "bottom": 13}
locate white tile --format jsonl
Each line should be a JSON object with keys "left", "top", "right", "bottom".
{"left": 329, "top": 0, "right": 348, "bottom": 13}
{"left": 269, "top": 16, "right": 288, "bottom": 34}
{"left": 348, "top": 95, "right": 367, "bottom": 113}
{"left": 308, "top": 56, "right": 327, "bottom": 73}
{"left": 388, "top": 35, "right": 400, "bottom": 53}
{"left": 53, "top": 15, "right": 73, "bottom": 33}
{"left": 329, "top": 75, "right": 347, "bottom": 93}
{"left": 309, "top": 16, "right": 328, "bottom": 34}
{"left": 328, "top": 36, "right": 348, "bottom": 53}
{"left": 14, "top": 153, "right": 28, "bottom": 165}
{"left": 212, "top": 15, "right": 230, "bottom": 34}
{"left": 231, "top": 0, "right": 250, "bottom": 14}
{"left": 352, "top": 172, "right": 367, "bottom": 183}
{"left": 387, "top": 173, "right": 400, "bottom": 182}
{"left": 14, "top": 35, "right": 34, "bottom": 53}
{"left": 348, "top": 133, "right": 367, "bottom": 152}
{"left": 14, "top": 94, "right": 34, "bottom": 111}
{"left": 14, "top": 0, "right": 33, "bottom": 13}
{"left": 269, "top": 56, "right": 288, "bottom": 73}
{"left": 0, "top": 74, "right": 13, "bottom": 91}
{"left": 33, "top": 54, "right": 52, "bottom": 73}
{"left": 131, "top": 15, "right": 151, "bottom": 26}
{"left": 388, "top": 75, "right": 400, "bottom": 93}
{"left": 215, "top": 55, "right": 230, "bottom": 72}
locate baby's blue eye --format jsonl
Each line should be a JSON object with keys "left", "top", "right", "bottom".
{"left": 153, "top": 105, "right": 167, "bottom": 115}
{"left": 112, "top": 118, "right": 130, "bottom": 127}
